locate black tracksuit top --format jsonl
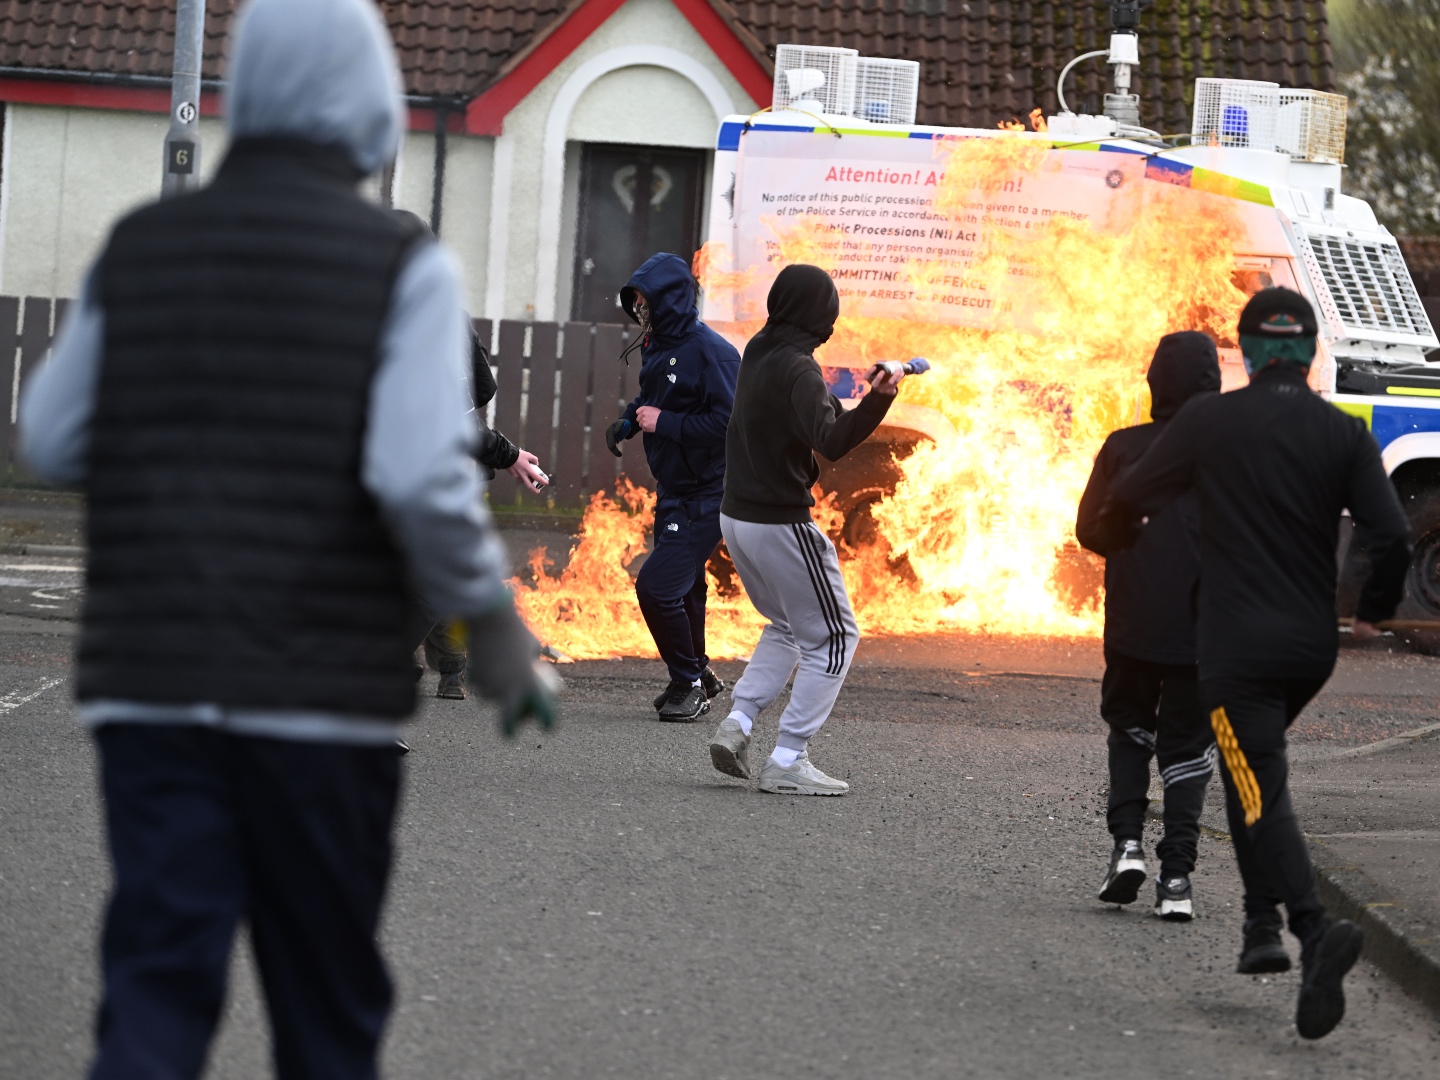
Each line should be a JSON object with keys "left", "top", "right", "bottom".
{"left": 1077, "top": 332, "right": 1220, "bottom": 667}
{"left": 1108, "top": 364, "right": 1411, "bottom": 681}
{"left": 1077, "top": 421, "right": 1201, "bottom": 667}
{"left": 722, "top": 321, "right": 893, "bottom": 524}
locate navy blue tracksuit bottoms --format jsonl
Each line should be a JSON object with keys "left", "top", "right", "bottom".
{"left": 90, "top": 724, "right": 400, "bottom": 1080}
{"left": 635, "top": 494, "right": 722, "bottom": 683}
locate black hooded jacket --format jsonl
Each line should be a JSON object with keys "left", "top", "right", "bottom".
{"left": 389, "top": 209, "right": 520, "bottom": 477}
{"left": 722, "top": 264, "right": 893, "bottom": 524}
{"left": 469, "top": 332, "right": 519, "bottom": 475}
{"left": 1076, "top": 332, "right": 1221, "bottom": 665}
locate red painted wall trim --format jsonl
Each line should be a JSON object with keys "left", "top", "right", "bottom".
{"left": 670, "top": 0, "right": 772, "bottom": 109}
{"left": 0, "top": 78, "right": 222, "bottom": 116}
{"left": 0, "top": 77, "right": 460, "bottom": 135}
{"left": 406, "top": 106, "right": 467, "bottom": 134}
{"left": 464, "top": 0, "right": 772, "bottom": 136}
{"left": 465, "top": 0, "right": 630, "bottom": 136}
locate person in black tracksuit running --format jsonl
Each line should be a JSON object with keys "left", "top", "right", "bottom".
{"left": 1105, "top": 288, "right": 1411, "bottom": 1040}
{"left": 605, "top": 253, "right": 741, "bottom": 721}
{"left": 1077, "top": 332, "right": 1220, "bottom": 922}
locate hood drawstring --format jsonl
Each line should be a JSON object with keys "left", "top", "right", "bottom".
{"left": 618, "top": 299, "right": 651, "bottom": 365}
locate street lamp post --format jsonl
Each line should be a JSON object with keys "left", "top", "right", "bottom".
{"left": 162, "top": 0, "right": 206, "bottom": 198}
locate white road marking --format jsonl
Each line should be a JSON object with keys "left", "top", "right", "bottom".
{"left": 0, "top": 564, "right": 82, "bottom": 573}
{"left": 0, "top": 676, "right": 67, "bottom": 711}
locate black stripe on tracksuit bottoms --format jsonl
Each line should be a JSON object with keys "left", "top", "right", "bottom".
{"left": 791, "top": 522, "right": 847, "bottom": 675}
{"left": 721, "top": 514, "right": 859, "bottom": 753}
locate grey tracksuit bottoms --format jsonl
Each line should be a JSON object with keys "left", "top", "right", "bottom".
{"left": 720, "top": 514, "right": 860, "bottom": 752}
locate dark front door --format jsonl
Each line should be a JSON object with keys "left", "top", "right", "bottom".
{"left": 572, "top": 144, "right": 706, "bottom": 322}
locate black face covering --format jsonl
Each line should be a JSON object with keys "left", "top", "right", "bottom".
{"left": 766, "top": 264, "right": 840, "bottom": 349}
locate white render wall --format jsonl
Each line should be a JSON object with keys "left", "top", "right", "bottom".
{"left": 0, "top": 0, "right": 759, "bottom": 318}
{"left": 488, "top": 0, "right": 758, "bottom": 321}
{"left": 0, "top": 102, "right": 498, "bottom": 315}
{"left": 566, "top": 64, "right": 722, "bottom": 147}
{"left": 392, "top": 129, "right": 494, "bottom": 316}
{"left": 0, "top": 104, "right": 228, "bottom": 299}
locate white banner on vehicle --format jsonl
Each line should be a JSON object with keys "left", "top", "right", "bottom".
{"left": 714, "top": 129, "right": 1154, "bottom": 327}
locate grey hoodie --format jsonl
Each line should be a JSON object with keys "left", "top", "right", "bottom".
{"left": 227, "top": 0, "right": 405, "bottom": 174}
{"left": 18, "top": 0, "right": 510, "bottom": 743}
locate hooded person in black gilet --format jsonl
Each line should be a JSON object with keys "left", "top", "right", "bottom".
{"left": 16, "top": 1, "right": 556, "bottom": 1074}
{"left": 1077, "top": 332, "right": 1221, "bottom": 921}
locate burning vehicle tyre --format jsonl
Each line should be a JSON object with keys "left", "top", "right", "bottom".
{"left": 813, "top": 432, "right": 921, "bottom": 546}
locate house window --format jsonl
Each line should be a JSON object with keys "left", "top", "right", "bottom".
{"left": 571, "top": 144, "right": 705, "bottom": 323}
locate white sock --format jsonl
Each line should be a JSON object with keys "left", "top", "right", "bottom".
{"left": 691, "top": 679, "right": 703, "bottom": 688}
{"left": 727, "top": 710, "right": 754, "bottom": 736}
{"left": 769, "top": 745, "right": 802, "bottom": 769}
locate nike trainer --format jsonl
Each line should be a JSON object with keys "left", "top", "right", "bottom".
{"left": 701, "top": 667, "right": 726, "bottom": 700}
{"left": 708, "top": 716, "right": 751, "bottom": 779}
{"left": 658, "top": 682, "right": 710, "bottom": 722}
{"left": 653, "top": 677, "right": 689, "bottom": 711}
{"left": 1296, "top": 919, "right": 1364, "bottom": 1040}
{"left": 1236, "top": 919, "right": 1291, "bottom": 974}
{"left": 1098, "top": 839, "right": 1147, "bottom": 905}
{"left": 1153, "top": 873, "right": 1194, "bottom": 921}
{"left": 757, "top": 751, "right": 848, "bottom": 795}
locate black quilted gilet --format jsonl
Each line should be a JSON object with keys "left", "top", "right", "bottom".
{"left": 81, "top": 138, "right": 427, "bottom": 718}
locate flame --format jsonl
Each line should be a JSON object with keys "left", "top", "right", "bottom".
{"left": 511, "top": 479, "right": 769, "bottom": 661}
{"left": 994, "top": 112, "right": 1051, "bottom": 135}
{"left": 513, "top": 133, "right": 1249, "bottom": 658}
{"left": 692, "top": 241, "right": 757, "bottom": 300}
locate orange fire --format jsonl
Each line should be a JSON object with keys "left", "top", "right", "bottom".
{"left": 513, "top": 133, "right": 1248, "bottom": 658}
{"left": 511, "top": 479, "right": 770, "bottom": 660}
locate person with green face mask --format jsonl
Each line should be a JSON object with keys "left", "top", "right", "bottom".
{"left": 1102, "top": 287, "right": 1411, "bottom": 1041}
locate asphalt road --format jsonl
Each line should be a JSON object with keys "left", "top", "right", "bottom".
{"left": 1, "top": 589, "right": 1438, "bottom": 1077}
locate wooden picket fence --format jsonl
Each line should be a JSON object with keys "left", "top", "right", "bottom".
{"left": 0, "top": 297, "right": 655, "bottom": 507}
{"left": 0, "top": 296, "right": 72, "bottom": 484}
{"left": 475, "top": 318, "right": 654, "bottom": 508}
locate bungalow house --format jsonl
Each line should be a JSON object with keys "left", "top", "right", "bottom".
{"left": 0, "top": 1, "right": 1333, "bottom": 323}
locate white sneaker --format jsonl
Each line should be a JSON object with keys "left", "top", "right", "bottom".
{"left": 757, "top": 751, "right": 848, "bottom": 796}
{"left": 709, "top": 716, "right": 751, "bottom": 779}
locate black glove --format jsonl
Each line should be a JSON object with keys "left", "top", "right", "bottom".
{"left": 605, "top": 418, "right": 633, "bottom": 458}
{"left": 466, "top": 602, "right": 561, "bottom": 736}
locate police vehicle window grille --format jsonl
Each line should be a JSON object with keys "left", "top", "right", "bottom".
{"left": 1301, "top": 231, "right": 1435, "bottom": 338}
{"left": 1383, "top": 244, "right": 1436, "bottom": 339}
{"left": 1293, "top": 235, "right": 1347, "bottom": 335}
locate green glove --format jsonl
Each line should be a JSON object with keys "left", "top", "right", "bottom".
{"left": 466, "top": 602, "right": 562, "bottom": 736}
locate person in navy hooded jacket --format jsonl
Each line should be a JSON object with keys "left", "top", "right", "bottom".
{"left": 606, "top": 253, "right": 740, "bottom": 721}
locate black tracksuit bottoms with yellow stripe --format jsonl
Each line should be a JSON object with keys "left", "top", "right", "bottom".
{"left": 1203, "top": 675, "right": 1328, "bottom": 941}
